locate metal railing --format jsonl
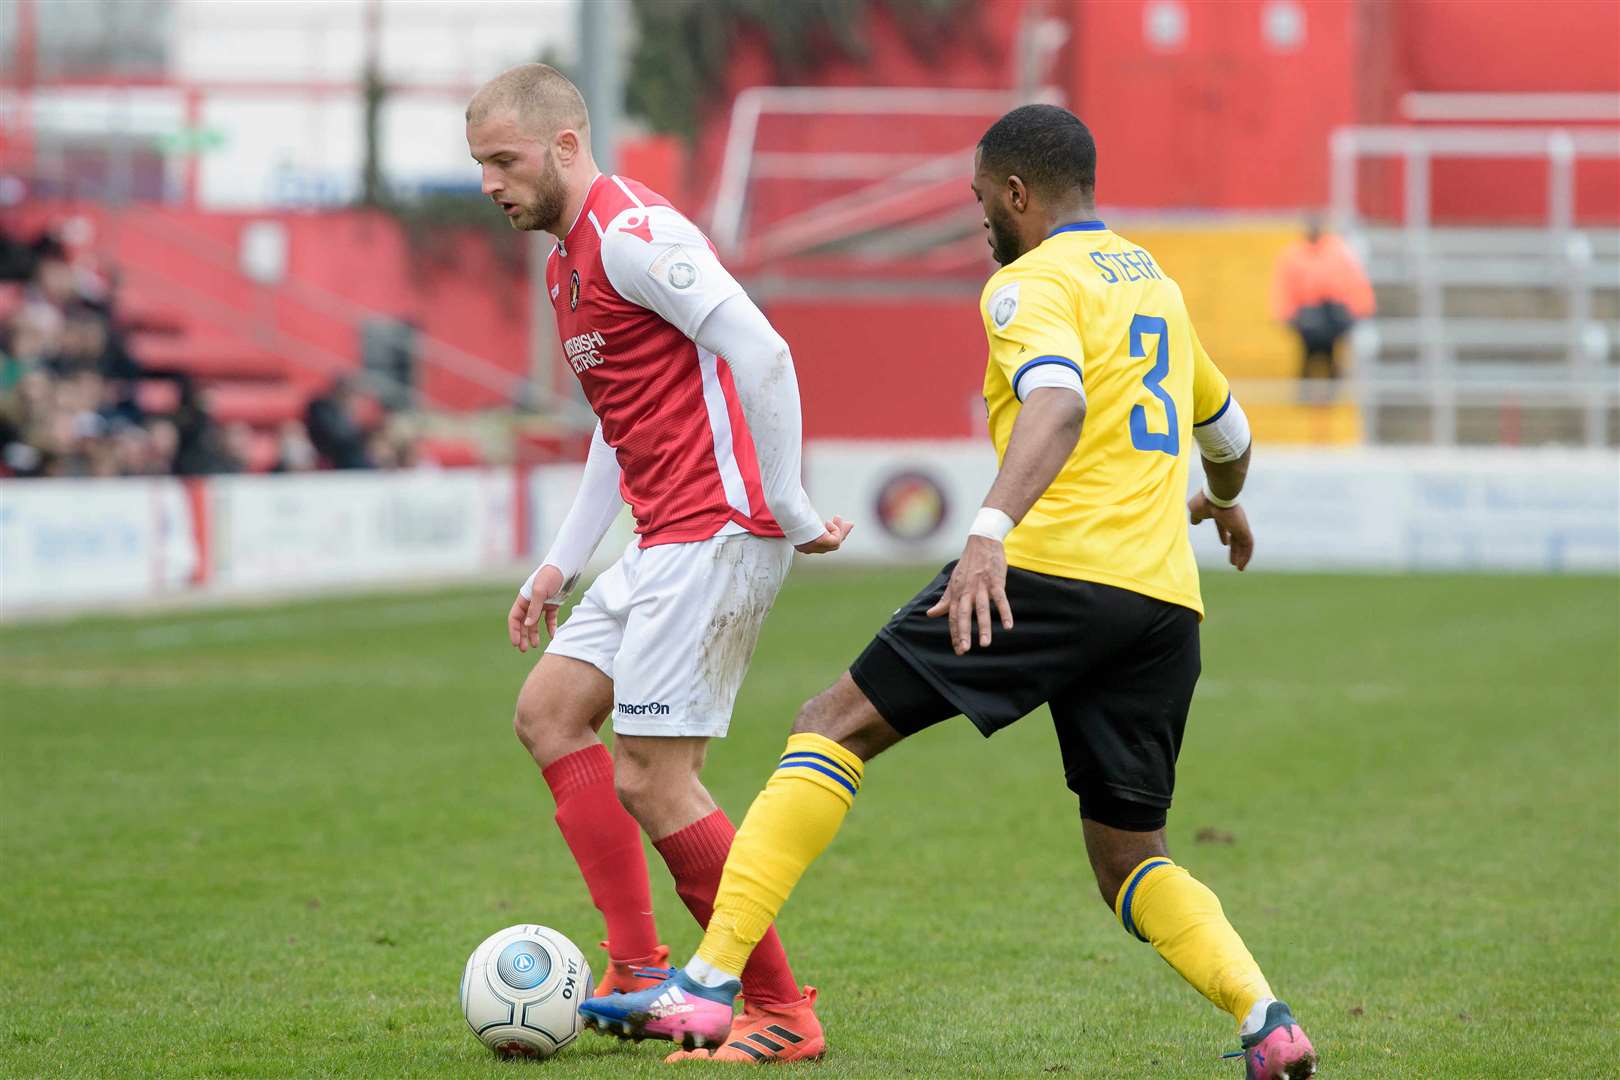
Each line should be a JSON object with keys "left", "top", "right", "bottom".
{"left": 1330, "top": 124, "right": 1620, "bottom": 446}
{"left": 106, "top": 210, "right": 596, "bottom": 421}
{"left": 1330, "top": 126, "right": 1620, "bottom": 236}
{"left": 1400, "top": 92, "right": 1620, "bottom": 123}
{"left": 709, "top": 86, "right": 1055, "bottom": 255}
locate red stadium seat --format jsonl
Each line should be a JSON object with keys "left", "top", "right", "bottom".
{"left": 416, "top": 437, "right": 485, "bottom": 468}
{"left": 134, "top": 378, "right": 182, "bottom": 415}
{"left": 133, "top": 335, "right": 287, "bottom": 381}
{"left": 204, "top": 383, "right": 306, "bottom": 426}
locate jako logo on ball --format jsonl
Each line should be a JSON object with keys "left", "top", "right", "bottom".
{"left": 874, "top": 470, "right": 949, "bottom": 542}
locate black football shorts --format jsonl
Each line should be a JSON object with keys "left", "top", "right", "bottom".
{"left": 848, "top": 562, "right": 1200, "bottom": 830}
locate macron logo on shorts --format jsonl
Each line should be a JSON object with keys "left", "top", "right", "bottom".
{"left": 617, "top": 701, "right": 671, "bottom": 717}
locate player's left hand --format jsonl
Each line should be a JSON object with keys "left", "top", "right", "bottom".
{"left": 1188, "top": 492, "right": 1254, "bottom": 571}
{"left": 509, "top": 565, "right": 564, "bottom": 652}
{"left": 926, "top": 535, "right": 1014, "bottom": 655}
{"left": 795, "top": 516, "right": 854, "bottom": 555}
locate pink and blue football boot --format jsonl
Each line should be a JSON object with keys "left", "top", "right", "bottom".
{"left": 1227, "top": 1000, "right": 1318, "bottom": 1079}
{"left": 577, "top": 966, "right": 739, "bottom": 1051}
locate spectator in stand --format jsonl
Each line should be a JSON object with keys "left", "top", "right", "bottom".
{"left": 272, "top": 419, "right": 319, "bottom": 473}
{"left": 0, "top": 369, "right": 55, "bottom": 476}
{"left": 51, "top": 308, "right": 140, "bottom": 418}
{"left": 0, "top": 225, "right": 34, "bottom": 282}
{"left": 1, "top": 307, "right": 53, "bottom": 391}
{"left": 222, "top": 421, "right": 258, "bottom": 472}
{"left": 56, "top": 303, "right": 141, "bottom": 380}
{"left": 0, "top": 225, "right": 156, "bottom": 477}
{"left": 105, "top": 420, "right": 156, "bottom": 476}
{"left": 0, "top": 223, "right": 425, "bottom": 479}
{"left": 25, "top": 235, "right": 85, "bottom": 320}
{"left": 1271, "top": 217, "right": 1375, "bottom": 382}
{"left": 365, "top": 427, "right": 402, "bottom": 470}
{"left": 304, "top": 377, "right": 372, "bottom": 469}
{"left": 171, "top": 380, "right": 241, "bottom": 475}
{"left": 144, "top": 418, "right": 180, "bottom": 475}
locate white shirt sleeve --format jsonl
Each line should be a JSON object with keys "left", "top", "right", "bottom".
{"left": 598, "top": 205, "right": 744, "bottom": 339}
{"left": 520, "top": 423, "right": 623, "bottom": 601}
{"left": 693, "top": 294, "right": 824, "bottom": 546}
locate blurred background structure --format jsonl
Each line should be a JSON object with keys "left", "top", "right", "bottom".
{"left": 1, "top": 0, "right": 1617, "bottom": 611}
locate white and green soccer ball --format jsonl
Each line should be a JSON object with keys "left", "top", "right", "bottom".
{"left": 460, "top": 924, "right": 592, "bottom": 1058}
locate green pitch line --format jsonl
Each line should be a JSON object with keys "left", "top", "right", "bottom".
{"left": 2, "top": 570, "right": 1615, "bottom": 1078}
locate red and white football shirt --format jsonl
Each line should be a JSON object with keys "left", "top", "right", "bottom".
{"left": 546, "top": 173, "right": 782, "bottom": 546}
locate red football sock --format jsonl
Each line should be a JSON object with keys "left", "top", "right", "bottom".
{"left": 653, "top": 809, "right": 801, "bottom": 1007}
{"left": 542, "top": 744, "right": 660, "bottom": 964}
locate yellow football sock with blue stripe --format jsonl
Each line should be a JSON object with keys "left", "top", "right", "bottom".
{"left": 1115, "top": 857, "right": 1274, "bottom": 1027}
{"left": 696, "top": 733, "right": 864, "bottom": 976}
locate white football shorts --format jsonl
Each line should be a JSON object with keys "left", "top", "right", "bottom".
{"left": 545, "top": 531, "right": 794, "bottom": 737}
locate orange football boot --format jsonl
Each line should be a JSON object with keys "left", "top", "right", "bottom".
{"left": 590, "top": 941, "right": 672, "bottom": 998}
{"left": 663, "top": 985, "right": 825, "bottom": 1064}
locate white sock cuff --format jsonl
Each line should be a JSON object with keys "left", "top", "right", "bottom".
{"left": 684, "top": 955, "right": 740, "bottom": 988}
{"left": 1240, "top": 996, "right": 1278, "bottom": 1037}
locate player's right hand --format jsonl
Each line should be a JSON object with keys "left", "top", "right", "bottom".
{"left": 794, "top": 516, "right": 854, "bottom": 555}
{"left": 509, "top": 565, "right": 564, "bottom": 652}
{"left": 1188, "top": 493, "right": 1254, "bottom": 571}
{"left": 925, "top": 535, "right": 1013, "bottom": 654}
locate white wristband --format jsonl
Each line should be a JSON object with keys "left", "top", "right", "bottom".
{"left": 969, "top": 506, "right": 1016, "bottom": 543}
{"left": 519, "top": 566, "right": 578, "bottom": 605}
{"left": 1202, "top": 487, "right": 1239, "bottom": 509}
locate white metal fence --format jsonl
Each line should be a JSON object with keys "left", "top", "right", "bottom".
{"left": 1331, "top": 124, "right": 1620, "bottom": 446}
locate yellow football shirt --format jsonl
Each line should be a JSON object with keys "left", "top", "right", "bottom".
{"left": 979, "top": 221, "right": 1233, "bottom": 616}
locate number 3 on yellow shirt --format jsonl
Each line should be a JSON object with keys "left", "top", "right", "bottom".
{"left": 1128, "top": 314, "right": 1179, "bottom": 456}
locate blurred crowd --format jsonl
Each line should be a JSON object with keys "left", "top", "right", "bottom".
{"left": 0, "top": 224, "right": 415, "bottom": 479}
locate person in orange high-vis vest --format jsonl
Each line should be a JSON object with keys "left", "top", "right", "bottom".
{"left": 1271, "top": 219, "right": 1375, "bottom": 380}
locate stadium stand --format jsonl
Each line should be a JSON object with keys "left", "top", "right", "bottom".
{"left": 1333, "top": 123, "right": 1620, "bottom": 446}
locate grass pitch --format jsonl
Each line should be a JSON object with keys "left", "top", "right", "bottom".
{"left": 2, "top": 568, "right": 1616, "bottom": 1078}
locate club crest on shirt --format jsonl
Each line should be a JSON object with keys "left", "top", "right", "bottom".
{"left": 989, "top": 281, "right": 1020, "bottom": 331}
{"left": 649, "top": 245, "right": 700, "bottom": 291}
{"left": 570, "top": 269, "right": 581, "bottom": 310}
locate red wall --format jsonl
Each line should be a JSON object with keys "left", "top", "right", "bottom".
{"left": 1066, "top": 0, "right": 1617, "bottom": 221}
{"left": 685, "top": 0, "right": 1021, "bottom": 217}
{"left": 1400, "top": 1, "right": 1620, "bottom": 93}
{"left": 1401, "top": 0, "right": 1620, "bottom": 224}
{"left": 767, "top": 297, "right": 986, "bottom": 439}
{"left": 1069, "top": 0, "right": 1366, "bottom": 211}
{"left": 685, "top": 0, "right": 1617, "bottom": 223}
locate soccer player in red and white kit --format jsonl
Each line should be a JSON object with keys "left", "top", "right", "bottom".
{"left": 466, "top": 65, "right": 848, "bottom": 1062}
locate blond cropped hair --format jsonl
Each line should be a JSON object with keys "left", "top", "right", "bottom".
{"left": 467, "top": 63, "right": 590, "bottom": 138}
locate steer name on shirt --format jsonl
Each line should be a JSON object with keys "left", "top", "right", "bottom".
{"left": 1088, "top": 248, "right": 1164, "bottom": 284}
{"left": 564, "top": 329, "right": 607, "bottom": 373}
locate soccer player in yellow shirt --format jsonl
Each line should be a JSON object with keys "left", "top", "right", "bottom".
{"left": 580, "top": 104, "right": 1319, "bottom": 1079}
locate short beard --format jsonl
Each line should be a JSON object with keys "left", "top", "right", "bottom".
{"left": 520, "top": 155, "right": 568, "bottom": 233}
{"left": 989, "top": 226, "right": 1022, "bottom": 267}
{"left": 986, "top": 206, "right": 1023, "bottom": 266}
